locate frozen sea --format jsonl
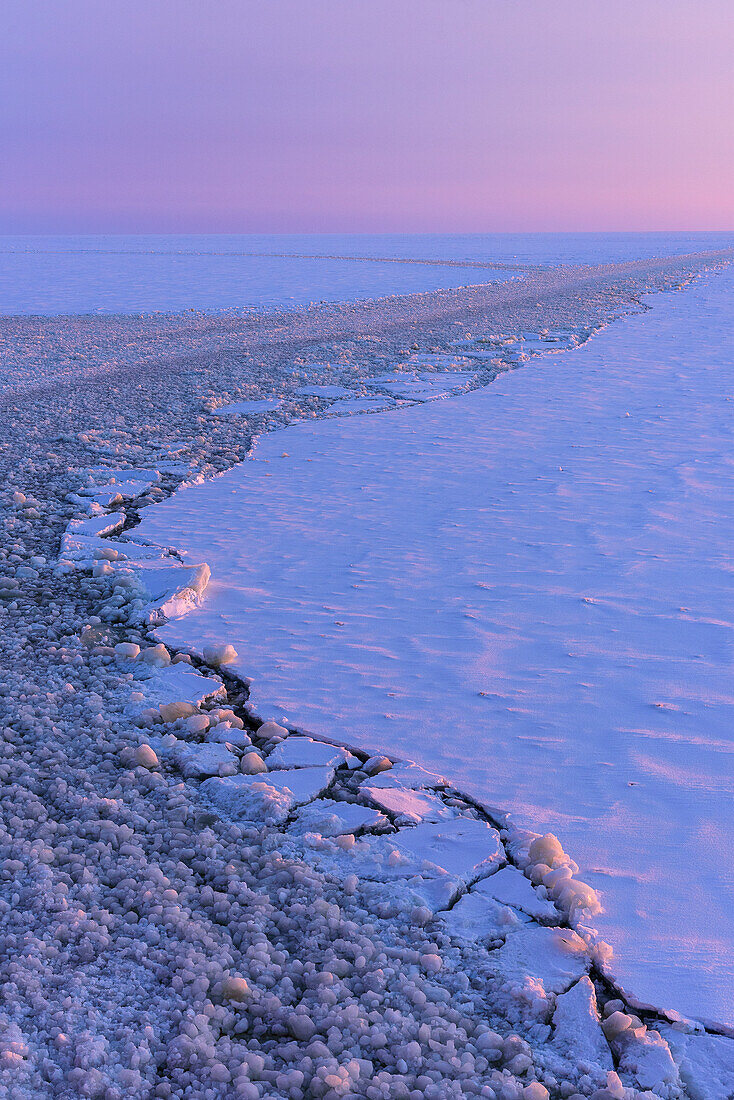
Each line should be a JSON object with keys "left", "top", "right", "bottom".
{"left": 2, "top": 231, "right": 734, "bottom": 314}
{"left": 136, "top": 263, "right": 734, "bottom": 1029}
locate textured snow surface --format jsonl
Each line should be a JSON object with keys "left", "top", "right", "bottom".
{"left": 138, "top": 267, "right": 734, "bottom": 1027}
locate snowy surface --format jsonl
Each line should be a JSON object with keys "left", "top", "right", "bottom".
{"left": 0, "top": 235, "right": 513, "bottom": 315}
{"left": 138, "top": 266, "right": 734, "bottom": 1027}
{"left": 325, "top": 396, "right": 396, "bottom": 415}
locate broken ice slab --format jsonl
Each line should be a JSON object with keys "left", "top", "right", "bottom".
{"left": 172, "top": 741, "right": 239, "bottom": 779}
{"left": 86, "top": 465, "right": 161, "bottom": 482}
{"left": 361, "top": 784, "right": 456, "bottom": 823}
{"left": 80, "top": 479, "right": 156, "bottom": 504}
{"left": 615, "top": 1027, "right": 681, "bottom": 1094}
{"left": 118, "top": 560, "right": 211, "bottom": 620}
{"left": 475, "top": 866, "right": 558, "bottom": 922}
{"left": 550, "top": 978, "right": 613, "bottom": 1080}
{"left": 201, "top": 766, "right": 336, "bottom": 825}
{"left": 292, "top": 798, "right": 388, "bottom": 837}
{"left": 326, "top": 397, "right": 395, "bottom": 415}
{"left": 486, "top": 924, "right": 589, "bottom": 995}
{"left": 127, "top": 662, "right": 225, "bottom": 716}
{"left": 266, "top": 736, "right": 352, "bottom": 770}
{"left": 292, "top": 815, "right": 504, "bottom": 911}
{"left": 363, "top": 760, "right": 448, "bottom": 790}
{"left": 67, "top": 512, "right": 126, "bottom": 538}
{"left": 295, "top": 384, "right": 353, "bottom": 398}
{"left": 365, "top": 380, "right": 453, "bottom": 401}
{"left": 439, "top": 889, "right": 530, "bottom": 945}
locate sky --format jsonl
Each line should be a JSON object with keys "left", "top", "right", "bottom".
{"left": 1, "top": 0, "right": 733, "bottom": 233}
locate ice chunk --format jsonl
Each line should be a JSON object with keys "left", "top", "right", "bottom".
{"left": 361, "top": 784, "right": 455, "bottom": 823}
{"left": 551, "top": 977, "right": 613, "bottom": 1077}
{"left": 202, "top": 642, "right": 238, "bottom": 667}
{"left": 134, "top": 744, "right": 159, "bottom": 769}
{"left": 293, "top": 798, "right": 388, "bottom": 836}
{"left": 659, "top": 1026, "right": 734, "bottom": 1100}
{"left": 201, "top": 766, "right": 335, "bottom": 824}
{"left": 267, "top": 736, "right": 350, "bottom": 770}
{"left": 476, "top": 866, "right": 558, "bottom": 921}
{"left": 440, "top": 889, "right": 529, "bottom": 944}
{"left": 172, "top": 741, "right": 238, "bottom": 779}
{"left": 487, "top": 925, "right": 589, "bottom": 995}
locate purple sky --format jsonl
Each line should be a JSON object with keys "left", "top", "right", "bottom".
{"left": 2, "top": 0, "right": 733, "bottom": 232}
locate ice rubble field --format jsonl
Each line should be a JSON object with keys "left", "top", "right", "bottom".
{"left": 5, "top": 250, "right": 734, "bottom": 1099}
{"left": 135, "top": 267, "right": 734, "bottom": 1030}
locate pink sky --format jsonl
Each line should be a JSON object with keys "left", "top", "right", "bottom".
{"left": 1, "top": 0, "right": 733, "bottom": 232}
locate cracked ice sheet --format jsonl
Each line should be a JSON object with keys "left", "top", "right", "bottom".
{"left": 201, "top": 766, "right": 335, "bottom": 825}
{"left": 266, "top": 736, "right": 351, "bottom": 770}
{"left": 137, "top": 267, "right": 734, "bottom": 1026}
{"left": 286, "top": 816, "right": 504, "bottom": 912}
{"left": 126, "top": 663, "right": 225, "bottom": 716}
{"left": 291, "top": 798, "right": 388, "bottom": 836}
{"left": 487, "top": 925, "right": 590, "bottom": 996}
{"left": 659, "top": 1026, "right": 734, "bottom": 1100}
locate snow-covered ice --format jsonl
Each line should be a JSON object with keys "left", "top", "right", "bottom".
{"left": 5, "top": 247, "right": 733, "bottom": 1098}
{"left": 266, "top": 735, "right": 352, "bottom": 770}
{"left": 326, "top": 395, "right": 395, "bottom": 414}
{"left": 477, "top": 867, "right": 558, "bottom": 922}
{"left": 202, "top": 765, "right": 337, "bottom": 824}
{"left": 487, "top": 925, "right": 590, "bottom": 996}
{"left": 137, "top": 266, "right": 734, "bottom": 1027}
{"left": 291, "top": 797, "right": 388, "bottom": 835}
